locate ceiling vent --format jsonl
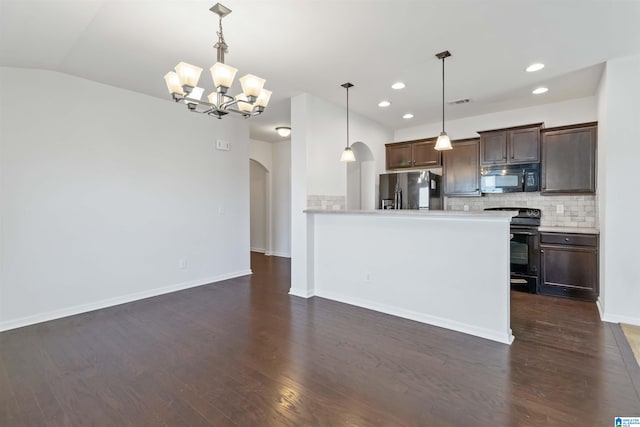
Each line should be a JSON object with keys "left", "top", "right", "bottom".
{"left": 448, "top": 98, "right": 471, "bottom": 105}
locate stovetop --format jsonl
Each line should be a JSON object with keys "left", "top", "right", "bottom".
{"left": 484, "top": 207, "right": 541, "bottom": 227}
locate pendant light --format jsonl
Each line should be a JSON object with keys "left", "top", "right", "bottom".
{"left": 340, "top": 82, "right": 356, "bottom": 163}
{"left": 434, "top": 50, "right": 453, "bottom": 151}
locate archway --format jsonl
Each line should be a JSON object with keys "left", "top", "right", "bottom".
{"left": 249, "top": 159, "right": 270, "bottom": 253}
{"left": 346, "top": 141, "right": 376, "bottom": 210}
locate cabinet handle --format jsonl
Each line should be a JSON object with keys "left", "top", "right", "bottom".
{"left": 565, "top": 238, "right": 570, "bottom": 242}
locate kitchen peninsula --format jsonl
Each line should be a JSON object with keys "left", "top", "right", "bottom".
{"left": 291, "top": 209, "right": 516, "bottom": 344}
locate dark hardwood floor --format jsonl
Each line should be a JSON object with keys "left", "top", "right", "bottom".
{"left": 1, "top": 253, "right": 639, "bottom": 426}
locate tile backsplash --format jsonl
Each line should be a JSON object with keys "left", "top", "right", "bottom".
{"left": 446, "top": 193, "right": 597, "bottom": 228}
{"left": 307, "top": 195, "right": 346, "bottom": 210}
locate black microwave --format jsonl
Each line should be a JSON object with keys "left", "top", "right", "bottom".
{"left": 480, "top": 163, "right": 539, "bottom": 193}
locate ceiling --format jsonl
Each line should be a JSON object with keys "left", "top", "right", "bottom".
{"left": 1, "top": 0, "right": 639, "bottom": 142}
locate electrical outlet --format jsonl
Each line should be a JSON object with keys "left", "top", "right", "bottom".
{"left": 556, "top": 204, "right": 564, "bottom": 214}
{"left": 218, "top": 206, "right": 225, "bottom": 215}
{"left": 463, "top": 205, "right": 470, "bottom": 212}
{"left": 178, "top": 258, "right": 187, "bottom": 270}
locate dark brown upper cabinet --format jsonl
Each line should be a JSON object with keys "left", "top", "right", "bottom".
{"left": 443, "top": 138, "right": 481, "bottom": 196}
{"left": 385, "top": 138, "right": 441, "bottom": 170}
{"left": 479, "top": 123, "right": 543, "bottom": 166}
{"left": 541, "top": 122, "right": 597, "bottom": 194}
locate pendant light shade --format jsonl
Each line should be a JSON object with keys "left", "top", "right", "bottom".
{"left": 435, "top": 132, "right": 452, "bottom": 150}
{"left": 340, "top": 82, "right": 357, "bottom": 163}
{"left": 435, "top": 51, "right": 453, "bottom": 151}
{"left": 340, "top": 147, "right": 356, "bottom": 162}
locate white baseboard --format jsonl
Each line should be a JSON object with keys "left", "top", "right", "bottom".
{"left": 596, "top": 298, "right": 640, "bottom": 326}
{"left": 316, "top": 290, "right": 514, "bottom": 345}
{"left": 289, "top": 288, "right": 315, "bottom": 298}
{"left": 0, "top": 270, "right": 252, "bottom": 332}
{"left": 266, "top": 251, "right": 291, "bottom": 258}
{"left": 250, "top": 247, "right": 266, "bottom": 253}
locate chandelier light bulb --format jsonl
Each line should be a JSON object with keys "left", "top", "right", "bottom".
{"left": 174, "top": 62, "right": 203, "bottom": 89}
{"left": 210, "top": 62, "right": 238, "bottom": 92}
{"left": 164, "top": 72, "right": 184, "bottom": 95}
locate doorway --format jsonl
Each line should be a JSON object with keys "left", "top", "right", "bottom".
{"left": 250, "top": 159, "right": 269, "bottom": 253}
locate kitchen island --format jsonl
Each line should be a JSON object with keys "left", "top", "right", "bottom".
{"left": 291, "top": 209, "right": 516, "bottom": 344}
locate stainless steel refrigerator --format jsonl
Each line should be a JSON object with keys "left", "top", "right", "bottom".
{"left": 379, "top": 171, "right": 442, "bottom": 210}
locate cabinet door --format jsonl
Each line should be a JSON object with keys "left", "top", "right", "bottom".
{"left": 542, "top": 126, "right": 596, "bottom": 193}
{"left": 480, "top": 131, "right": 507, "bottom": 165}
{"left": 509, "top": 127, "right": 539, "bottom": 163}
{"left": 540, "top": 245, "right": 598, "bottom": 301}
{"left": 443, "top": 139, "right": 480, "bottom": 196}
{"left": 412, "top": 140, "right": 441, "bottom": 168}
{"left": 386, "top": 143, "right": 412, "bottom": 169}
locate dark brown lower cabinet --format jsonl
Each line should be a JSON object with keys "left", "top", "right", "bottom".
{"left": 539, "top": 232, "right": 599, "bottom": 301}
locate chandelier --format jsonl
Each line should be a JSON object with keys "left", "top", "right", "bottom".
{"left": 163, "top": 3, "right": 272, "bottom": 119}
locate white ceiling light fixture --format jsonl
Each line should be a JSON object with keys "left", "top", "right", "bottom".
{"left": 526, "top": 63, "right": 545, "bottom": 72}
{"left": 434, "top": 50, "right": 453, "bottom": 151}
{"left": 163, "top": 3, "right": 272, "bottom": 119}
{"left": 532, "top": 87, "right": 549, "bottom": 94}
{"left": 391, "top": 82, "right": 406, "bottom": 90}
{"left": 340, "top": 83, "right": 356, "bottom": 163}
{"left": 378, "top": 101, "right": 391, "bottom": 107}
{"left": 275, "top": 127, "right": 291, "bottom": 138}
{"left": 402, "top": 113, "right": 414, "bottom": 119}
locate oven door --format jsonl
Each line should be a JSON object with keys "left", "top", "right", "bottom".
{"left": 510, "top": 227, "right": 540, "bottom": 292}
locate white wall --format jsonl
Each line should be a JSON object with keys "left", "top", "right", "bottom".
{"left": 303, "top": 94, "right": 393, "bottom": 196}
{"left": 290, "top": 93, "right": 393, "bottom": 296}
{"left": 271, "top": 140, "right": 291, "bottom": 257}
{"left": 249, "top": 160, "right": 267, "bottom": 252}
{"left": 308, "top": 211, "right": 514, "bottom": 344}
{"left": 597, "top": 54, "right": 640, "bottom": 326}
{"left": 0, "top": 67, "right": 251, "bottom": 330}
{"left": 395, "top": 96, "right": 598, "bottom": 142}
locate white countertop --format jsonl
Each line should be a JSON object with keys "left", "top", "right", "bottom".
{"left": 304, "top": 209, "right": 516, "bottom": 222}
{"left": 538, "top": 226, "right": 599, "bottom": 234}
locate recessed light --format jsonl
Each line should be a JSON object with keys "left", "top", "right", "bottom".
{"left": 392, "top": 82, "right": 406, "bottom": 90}
{"left": 378, "top": 100, "right": 391, "bottom": 107}
{"left": 526, "top": 63, "right": 545, "bottom": 72}
{"left": 532, "top": 87, "right": 548, "bottom": 95}
{"left": 403, "top": 113, "right": 414, "bottom": 119}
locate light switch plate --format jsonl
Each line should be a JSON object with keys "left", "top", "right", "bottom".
{"left": 216, "top": 139, "right": 230, "bottom": 151}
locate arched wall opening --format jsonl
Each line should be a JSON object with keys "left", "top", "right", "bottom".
{"left": 346, "top": 141, "right": 376, "bottom": 210}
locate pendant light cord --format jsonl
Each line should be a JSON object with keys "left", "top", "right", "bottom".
{"left": 441, "top": 56, "right": 445, "bottom": 133}
{"left": 346, "top": 85, "right": 350, "bottom": 149}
